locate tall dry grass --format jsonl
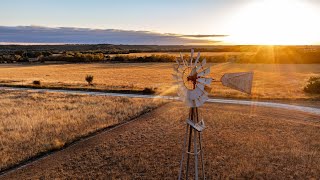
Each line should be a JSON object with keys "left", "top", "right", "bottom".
{"left": 108, "top": 52, "right": 253, "bottom": 57}
{"left": 0, "top": 90, "right": 163, "bottom": 171}
{"left": 0, "top": 63, "right": 319, "bottom": 99}
{"left": 3, "top": 102, "right": 319, "bottom": 179}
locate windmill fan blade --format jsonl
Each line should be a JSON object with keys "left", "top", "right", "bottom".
{"left": 188, "top": 88, "right": 202, "bottom": 100}
{"left": 172, "top": 81, "right": 183, "bottom": 85}
{"left": 194, "top": 51, "right": 200, "bottom": 67}
{"left": 183, "top": 59, "right": 187, "bottom": 67}
{"left": 221, "top": 72, "right": 254, "bottom": 94}
{"left": 196, "top": 58, "right": 206, "bottom": 72}
{"left": 187, "top": 66, "right": 197, "bottom": 77}
{"left": 178, "top": 86, "right": 187, "bottom": 98}
{"left": 197, "top": 77, "right": 212, "bottom": 85}
{"left": 172, "top": 74, "right": 182, "bottom": 81}
{"left": 173, "top": 67, "right": 180, "bottom": 73}
{"left": 199, "top": 93, "right": 208, "bottom": 104}
{"left": 194, "top": 98, "right": 202, "bottom": 107}
{"left": 173, "top": 64, "right": 180, "bottom": 71}
{"left": 190, "top": 49, "right": 194, "bottom": 66}
{"left": 196, "top": 83, "right": 205, "bottom": 91}
{"left": 197, "top": 67, "right": 210, "bottom": 77}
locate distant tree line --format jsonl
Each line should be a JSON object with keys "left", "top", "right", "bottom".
{"left": 4, "top": 44, "right": 317, "bottom": 54}
{"left": 42, "top": 52, "right": 105, "bottom": 62}
{"left": 1, "top": 45, "right": 320, "bottom": 64}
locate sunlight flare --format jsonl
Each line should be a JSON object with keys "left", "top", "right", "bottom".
{"left": 223, "top": 0, "right": 320, "bottom": 45}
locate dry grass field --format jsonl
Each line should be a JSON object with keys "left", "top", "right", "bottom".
{"left": 0, "top": 90, "right": 163, "bottom": 171}
{"left": 3, "top": 102, "right": 319, "bottom": 179}
{"left": 0, "top": 63, "right": 319, "bottom": 100}
{"left": 109, "top": 51, "right": 254, "bottom": 57}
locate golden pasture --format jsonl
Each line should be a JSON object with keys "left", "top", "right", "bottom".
{"left": 0, "top": 63, "right": 319, "bottom": 100}
{"left": 0, "top": 90, "right": 163, "bottom": 171}
{"left": 3, "top": 102, "right": 319, "bottom": 179}
{"left": 108, "top": 52, "right": 253, "bottom": 57}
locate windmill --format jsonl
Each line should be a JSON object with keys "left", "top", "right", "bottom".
{"left": 173, "top": 49, "right": 253, "bottom": 180}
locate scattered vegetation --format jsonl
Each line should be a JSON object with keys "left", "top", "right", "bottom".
{"left": 85, "top": 75, "right": 94, "bottom": 85}
{"left": 32, "top": 80, "right": 41, "bottom": 85}
{"left": 0, "top": 91, "right": 164, "bottom": 171}
{"left": 304, "top": 76, "right": 320, "bottom": 94}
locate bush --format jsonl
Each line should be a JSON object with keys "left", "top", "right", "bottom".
{"left": 142, "top": 87, "right": 156, "bottom": 94}
{"left": 33, "top": 80, "right": 41, "bottom": 85}
{"left": 85, "top": 75, "right": 94, "bottom": 85}
{"left": 304, "top": 76, "right": 320, "bottom": 94}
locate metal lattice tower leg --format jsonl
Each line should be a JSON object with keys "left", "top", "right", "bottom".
{"left": 178, "top": 107, "right": 205, "bottom": 180}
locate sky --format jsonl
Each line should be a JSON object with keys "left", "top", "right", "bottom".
{"left": 0, "top": 0, "right": 320, "bottom": 45}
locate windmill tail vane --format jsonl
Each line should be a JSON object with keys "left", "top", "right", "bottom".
{"left": 174, "top": 49, "right": 254, "bottom": 180}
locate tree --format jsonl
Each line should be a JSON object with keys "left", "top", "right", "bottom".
{"left": 42, "top": 51, "right": 52, "bottom": 57}
{"left": 34, "top": 52, "right": 42, "bottom": 58}
{"left": 304, "top": 76, "right": 320, "bottom": 94}
{"left": 14, "top": 50, "right": 24, "bottom": 56}
{"left": 85, "top": 75, "right": 94, "bottom": 85}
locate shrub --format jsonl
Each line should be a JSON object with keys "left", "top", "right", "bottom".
{"left": 304, "top": 76, "right": 320, "bottom": 94}
{"left": 32, "top": 80, "right": 41, "bottom": 85}
{"left": 142, "top": 87, "right": 156, "bottom": 94}
{"left": 85, "top": 75, "right": 94, "bottom": 85}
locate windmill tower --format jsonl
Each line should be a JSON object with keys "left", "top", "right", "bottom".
{"left": 173, "top": 49, "right": 253, "bottom": 180}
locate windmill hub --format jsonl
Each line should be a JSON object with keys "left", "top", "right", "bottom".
{"left": 187, "top": 72, "right": 197, "bottom": 84}
{"left": 182, "top": 67, "right": 197, "bottom": 90}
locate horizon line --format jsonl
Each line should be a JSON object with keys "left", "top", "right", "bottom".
{"left": 0, "top": 25, "right": 319, "bottom": 46}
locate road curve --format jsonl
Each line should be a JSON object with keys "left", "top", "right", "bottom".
{"left": 1, "top": 86, "right": 320, "bottom": 116}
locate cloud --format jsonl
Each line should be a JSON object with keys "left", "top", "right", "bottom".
{"left": 182, "top": 34, "right": 228, "bottom": 38}
{"left": 0, "top": 26, "right": 224, "bottom": 45}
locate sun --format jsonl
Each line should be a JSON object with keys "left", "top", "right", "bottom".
{"left": 223, "top": 0, "right": 320, "bottom": 45}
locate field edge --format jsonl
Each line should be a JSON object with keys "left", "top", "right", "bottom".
{"left": 0, "top": 99, "right": 167, "bottom": 175}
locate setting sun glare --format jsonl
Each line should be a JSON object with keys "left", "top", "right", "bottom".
{"left": 223, "top": 0, "right": 320, "bottom": 45}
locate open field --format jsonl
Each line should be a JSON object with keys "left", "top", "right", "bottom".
{"left": 0, "top": 63, "right": 319, "bottom": 100}
{"left": 0, "top": 90, "right": 163, "bottom": 171}
{"left": 109, "top": 51, "right": 254, "bottom": 57}
{"left": 2, "top": 102, "right": 319, "bottom": 179}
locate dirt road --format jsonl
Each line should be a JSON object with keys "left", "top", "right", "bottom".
{"left": 1, "top": 86, "right": 320, "bottom": 115}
